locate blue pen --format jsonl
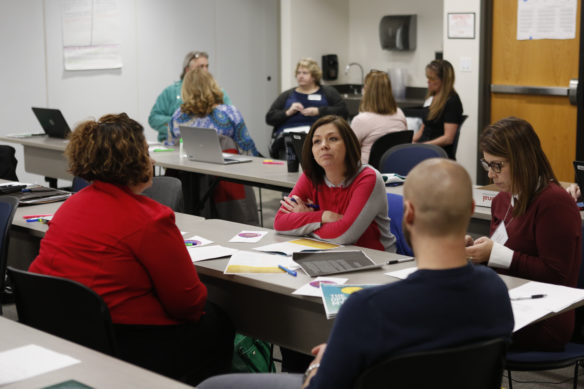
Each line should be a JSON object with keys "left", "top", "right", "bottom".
{"left": 26, "top": 218, "right": 41, "bottom": 222}
{"left": 289, "top": 197, "right": 319, "bottom": 210}
{"left": 278, "top": 264, "right": 297, "bottom": 277}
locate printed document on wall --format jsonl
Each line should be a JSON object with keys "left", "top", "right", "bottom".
{"left": 517, "top": 0, "right": 577, "bottom": 40}
{"left": 62, "top": 0, "right": 122, "bottom": 70}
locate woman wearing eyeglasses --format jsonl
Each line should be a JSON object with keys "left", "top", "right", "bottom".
{"left": 412, "top": 59, "right": 464, "bottom": 159}
{"left": 351, "top": 70, "right": 407, "bottom": 164}
{"left": 465, "top": 116, "right": 581, "bottom": 352}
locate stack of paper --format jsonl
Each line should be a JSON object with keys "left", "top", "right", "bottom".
{"left": 254, "top": 238, "right": 339, "bottom": 256}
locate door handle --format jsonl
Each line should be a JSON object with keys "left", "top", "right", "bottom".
{"left": 491, "top": 79, "right": 579, "bottom": 106}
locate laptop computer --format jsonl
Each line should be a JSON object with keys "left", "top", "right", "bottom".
{"left": 31, "top": 107, "right": 71, "bottom": 139}
{"left": 179, "top": 126, "right": 253, "bottom": 165}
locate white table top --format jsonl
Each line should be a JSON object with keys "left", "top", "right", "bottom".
{"left": 0, "top": 316, "right": 192, "bottom": 389}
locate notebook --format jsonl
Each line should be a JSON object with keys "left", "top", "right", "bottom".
{"left": 179, "top": 126, "right": 253, "bottom": 165}
{"left": 31, "top": 107, "right": 71, "bottom": 139}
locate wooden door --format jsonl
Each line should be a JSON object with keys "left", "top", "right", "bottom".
{"left": 491, "top": 0, "right": 581, "bottom": 181}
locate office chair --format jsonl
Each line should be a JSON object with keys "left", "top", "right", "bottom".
{"left": 7, "top": 267, "right": 118, "bottom": 356}
{"left": 0, "top": 145, "right": 19, "bottom": 181}
{"left": 143, "top": 176, "right": 185, "bottom": 213}
{"left": 386, "top": 193, "right": 413, "bottom": 256}
{"left": 379, "top": 143, "right": 448, "bottom": 176}
{"left": 449, "top": 115, "right": 468, "bottom": 161}
{"left": 71, "top": 176, "right": 90, "bottom": 192}
{"left": 368, "top": 130, "right": 414, "bottom": 170}
{"left": 505, "top": 225, "right": 584, "bottom": 389}
{"left": 353, "top": 337, "right": 507, "bottom": 389}
{"left": 0, "top": 196, "right": 18, "bottom": 314}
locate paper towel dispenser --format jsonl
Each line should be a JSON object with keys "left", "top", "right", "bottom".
{"left": 379, "top": 15, "right": 416, "bottom": 51}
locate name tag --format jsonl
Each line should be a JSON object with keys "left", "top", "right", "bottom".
{"left": 308, "top": 94, "right": 322, "bottom": 101}
{"left": 491, "top": 222, "right": 508, "bottom": 245}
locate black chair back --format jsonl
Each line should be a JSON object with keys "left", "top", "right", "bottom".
{"left": 0, "top": 196, "right": 18, "bottom": 314}
{"left": 368, "top": 130, "right": 414, "bottom": 170}
{"left": 7, "top": 267, "right": 118, "bottom": 355}
{"left": 143, "top": 176, "right": 185, "bottom": 212}
{"left": 354, "top": 338, "right": 507, "bottom": 389}
{"left": 72, "top": 177, "right": 90, "bottom": 192}
{"left": 0, "top": 146, "right": 18, "bottom": 181}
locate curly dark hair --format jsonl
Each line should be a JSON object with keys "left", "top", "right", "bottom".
{"left": 65, "top": 113, "right": 152, "bottom": 186}
{"left": 301, "top": 115, "right": 362, "bottom": 186}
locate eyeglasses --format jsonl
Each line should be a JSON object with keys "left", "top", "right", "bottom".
{"left": 480, "top": 158, "right": 505, "bottom": 174}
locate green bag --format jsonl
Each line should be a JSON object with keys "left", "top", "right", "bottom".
{"left": 231, "top": 334, "right": 276, "bottom": 373}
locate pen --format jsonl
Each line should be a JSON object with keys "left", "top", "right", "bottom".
{"left": 289, "top": 197, "right": 320, "bottom": 210}
{"left": 511, "top": 294, "right": 547, "bottom": 301}
{"left": 278, "top": 264, "right": 297, "bottom": 277}
{"left": 386, "top": 257, "right": 415, "bottom": 265}
{"left": 153, "top": 148, "right": 175, "bottom": 152}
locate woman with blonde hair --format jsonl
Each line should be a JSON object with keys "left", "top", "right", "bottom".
{"left": 351, "top": 70, "right": 407, "bottom": 164}
{"left": 266, "top": 58, "right": 347, "bottom": 159}
{"left": 168, "top": 68, "right": 259, "bottom": 156}
{"left": 412, "top": 59, "right": 464, "bottom": 159}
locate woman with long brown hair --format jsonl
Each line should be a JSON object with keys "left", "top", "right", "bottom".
{"left": 412, "top": 59, "right": 464, "bottom": 159}
{"left": 466, "top": 116, "right": 581, "bottom": 351}
{"left": 351, "top": 70, "right": 407, "bottom": 164}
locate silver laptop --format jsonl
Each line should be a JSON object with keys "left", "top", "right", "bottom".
{"left": 180, "top": 126, "right": 253, "bottom": 165}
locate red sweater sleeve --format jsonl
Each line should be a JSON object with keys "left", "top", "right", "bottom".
{"left": 273, "top": 173, "right": 324, "bottom": 234}
{"left": 134, "top": 210, "right": 207, "bottom": 322}
{"left": 311, "top": 169, "right": 380, "bottom": 243}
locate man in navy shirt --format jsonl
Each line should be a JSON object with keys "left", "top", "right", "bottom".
{"left": 199, "top": 158, "right": 514, "bottom": 389}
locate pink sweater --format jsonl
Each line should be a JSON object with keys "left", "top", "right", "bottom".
{"left": 351, "top": 110, "right": 407, "bottom": 164}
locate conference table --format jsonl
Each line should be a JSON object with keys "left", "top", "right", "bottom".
{"left": 6, "top": 195, "right": 532, "bottom": 355}
{"left": 0, "top": 134, "right": 499, "bottom": 234}
{"left": 0, "top": 316, "right": 193, "bottom": 389}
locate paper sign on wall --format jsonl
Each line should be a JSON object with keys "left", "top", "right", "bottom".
{"left": 517, "top": 0, "right": 577, "bottom": 41}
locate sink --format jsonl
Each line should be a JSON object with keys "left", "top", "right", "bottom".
{"left": 330, "top": 83, "right": 363, "bottom": 96}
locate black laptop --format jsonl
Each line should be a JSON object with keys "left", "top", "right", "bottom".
{"left": 31, "top": 107, "right": 71, "bottom": 139}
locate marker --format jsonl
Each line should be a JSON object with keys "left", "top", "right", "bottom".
{"left": 25, "top": 218, "right": 41, "bottom": 223}
{"left": 184, "top": 240, "right": 200, "bottom": 246}
{"left": 153, "top": 148, "right": 175, "bottom": 152}
{"left": 23, "top": 214, "right": 52, "bottom": 219}
{"left": 386, "top": 257, "right": 415, "bottom": 265}
{"left": 278, "top": 264, "right": 297, "bottom": 277}
{"left": 511, "top": 294, "right": 546, "bottom": 301}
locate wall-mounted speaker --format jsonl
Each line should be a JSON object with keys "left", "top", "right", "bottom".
{"left": 322, "top": 54, "right": 338, "bottom": 81}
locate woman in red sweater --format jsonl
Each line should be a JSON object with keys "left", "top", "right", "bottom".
{"left": 29, "top": 113, "right": 233, "bottom": 385}
{"left": 466, "top": 116, "right": 581, "bottom": 351}
{"left": 274, "top": 115, "right": 395, "bottom": 252}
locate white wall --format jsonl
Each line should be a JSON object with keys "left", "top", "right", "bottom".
{"left": 348, "top": 0, "right": 443, "bottom": 87}
{"left": 0, "top": 0, "right": 279, "bottom": 184}
{"left": 443, "top": 0, "right": 481, "bottom": 183}
{"left": 280, "top": 0, "right": 349, "bottom": 90}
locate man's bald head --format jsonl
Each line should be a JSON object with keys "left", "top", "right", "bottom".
{"left": 403, "top": 159, "right": 473, "bottom": 237}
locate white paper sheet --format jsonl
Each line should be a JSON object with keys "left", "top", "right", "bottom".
{"left": 0, "top": 344, "right": 80, "bottom": 385}
{"left": 385, "top": 266, "right": 418, "bottom": 280}
{"left": 255, "top": 238, "right": 340, "bottom": 256}
{"left": 229, "top": 230, "right": 269, "bottom": 243}
{"left": 187, "top": 245, "right": 238, "bottom": 263}
{"left": 184, "top": 235, "right": 213, "bottom": 247}
{"left": 62, "top": 0, "right": 122, "bottom": 70}
{"left": 224, "top": 251, "right": 298, "bottom": 274}
{"left": 517, "top": 0, "right": 577, "bottom": 40}
{"left": 292, "top": 277, "right": 349, "bottom": 297}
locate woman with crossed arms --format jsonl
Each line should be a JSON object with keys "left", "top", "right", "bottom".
{"left": 466, "top": 116, "right": 581, "bottom": 351}
{"left": 274, "top": 115, "right": 396, "bottom": 252}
